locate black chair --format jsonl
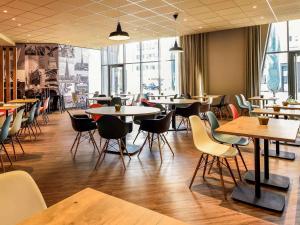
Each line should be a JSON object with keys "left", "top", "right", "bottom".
{"left": 211, "top": 95, "right": 229, "bottom": 119}
{"left": 132, "top": 114, "right": 157, "bottom": 144}
{"left": 138, "top": 112, "right": 174, "bottom": 163}
{"left": 95, "top": 115, "right": 131, "bottom": 170}
{"left": 97, "top": 94, "right": 109, "bottom": 105}
{"left": 175, "top": 102, "right": 201, "bottom": 131}
{"left": 67, "top": 111, "right": 99, "bottom": 159}
{"left": 110, "top": 97, "right": 122, "bottom": 106}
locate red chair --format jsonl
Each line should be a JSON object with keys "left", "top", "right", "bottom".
{"left": 228, "top": 104, "right": 239, "bottom": 120}
{"left": 140, "top": 98, "right": 155, "bottom": 107}
{"left": 89, "top": 104, "right": 102, "bottom": 122}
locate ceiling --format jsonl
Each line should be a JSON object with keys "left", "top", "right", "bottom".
{"left": 0, "top": 0, "right": 299, "bottom": 48}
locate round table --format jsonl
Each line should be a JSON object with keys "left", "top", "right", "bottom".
{"left": 85, "top": 106, "right": 160, "bottom": 155}
{"left": 148, "top": 99, "right": 202, "bottom": 130}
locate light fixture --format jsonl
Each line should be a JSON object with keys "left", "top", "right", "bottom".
{"left": 3, "top": 10, "right": 7, "bottom": 13}
{"left": 17, "top": 23, "right": 21, "bottom": 26}
{"left": 252, "top": 5, "right": 257, "bottom": 9}
{"left": 109, "top": 22, "right": 130, "bottom": 41}
{"left": 170, "top": 13, "right": 183, "bottom": 53}
{"left": 12, "top": 17, "right": 16, "bottom": 21}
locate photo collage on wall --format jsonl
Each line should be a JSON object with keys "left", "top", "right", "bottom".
{"left": 58, "top": 45, "right": 89, "bottom": 108}
{"left": 16, "top": 43, "right": 59, "bottom": 98}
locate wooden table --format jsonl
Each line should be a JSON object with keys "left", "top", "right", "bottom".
{"left": 148, "top": 94, "right": 175, "bottom": 99}
{"left": 149, "top": 99, "right": 201, "bottom": 131}
{"left": 0, "top": 103, "right": 25, "bottom": 116}
{"left": 216, "top": 116, "right": 299, "bottom": 212}
{"left": 88, "top": 97, "right": 130, "bottom": 105}
{"left": 8, "top": 99, "right": 39, "bottom": 104}
{"left": 266, "top": 104, "right": 300, "bottom": 110}
{"left": 85, "top": 106, "right": 160, "bottom": 155}
{"left": 192, "top": 95, "right": 220, "bottom": 99}
{"left": 252, "top": 108, "right": 300, "bottom": 160}
{"left": 249, "top": 96, "right": 277, "bottom": 108}
{"left": 18, "top": 188, "right": 188, "bottom": 225}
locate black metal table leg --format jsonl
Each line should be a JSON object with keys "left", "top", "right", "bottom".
{"left": 245, "top": 139, "right": 290, "bottom": 190}
{"left": 232, "top": 138, "right": 285, "bottom": 212}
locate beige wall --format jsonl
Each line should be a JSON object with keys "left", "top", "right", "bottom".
{"left": 207, "top": 28, "right": 246, "bottom": 103}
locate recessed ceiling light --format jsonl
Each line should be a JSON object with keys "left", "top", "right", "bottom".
{"left": 3, "top": 10, "right": 7, "bottom": 13}
{"left": 183, "top": 18, "right": 187, "bottom": 22}
{"left": 12, "top": 17, "right": 16, "bottom": 21}
{"left": 17, "top": 23, "right": 21, "bottom": 26}
{"left": 252, "top": 5, "right": 257, "bottom": 9}
{"left": 260, "top": 16, "right": 264, "bottom": 19}
{"left": 27, "top": 34, "right": 31, "bottom": 37}
{"left": 198, "top": 26, "right": 203, "bottom": 29}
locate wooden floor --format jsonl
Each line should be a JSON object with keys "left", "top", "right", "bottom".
{"left": 3, "top": 110, "right": 300, "bottom": 225}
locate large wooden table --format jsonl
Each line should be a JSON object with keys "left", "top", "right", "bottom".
{"left": 252, "top": 108, "right": 300, "bottom": 160}
{"left": 216, "top": 116, "right": 299, "bottom": 212}
{"left": 266, "top": 104, "right": 300, "bottom": 110}
{"left": 8, "top": 98, "right": 39, "bottom": 104}
{"left": 18, "top": 188, "right": 188, "bottom": 225}
{"left": 0, "top": 103, "right": 24, "bottom": 116}
{"left": 249, "top": 96, "right": 277, "bottom": 107}
{"left": 85, "top": 106, "right": 160, "bottom": 155}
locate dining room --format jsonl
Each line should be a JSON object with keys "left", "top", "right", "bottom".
{"left": 1, "top": 0, "right": 300, "bottom": 225}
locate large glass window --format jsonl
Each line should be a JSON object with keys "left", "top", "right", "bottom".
{"left": 101, "top": 37, "right": 178, "bottom": 95}
{"left": 261, "top": 20, "right": 300, "bottom": 101}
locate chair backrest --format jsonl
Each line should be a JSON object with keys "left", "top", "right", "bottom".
{"left": 89, "top": 104, "right": 102, "bottom": 122}
{"left": 110, "top": 97, "right": 122, "bottom": 106}
{"left": 240, "top": 94, "right": 247, "bottom": 105}
{"left": 235, "top": 95, "right": 244, "bottom": 108}
{"left": 199, "top": 103, "right": 210, "bottom": 113}
{"left": 206, "top": 111, "right": 220, "bottom": 135}
{"left": 219, "top": 95, "right": 226, "bottom": 106}
{"left": 35, "top": 101, "right": 42, "bottom": 117}
{"left": 43, "top": 97, "right": 50, "bottom": 111}
{"left": 189, "top": 115, "right": 216, "bottom": 153}
{"left": 9, "top": 109, "right": 25, "bottom": 136}
{"left": 228, "top": 104, "right": 239, "bottom": 120}
{"left": 159, "top": 111, "right": 173, "bottom": 133}
{"left": 66, "top": 110, "right": 79, "bottom": 132}
{"left": 0, "top": 114, "right": 12, "bottom": 142}
{"left": 97, "top": 115, "right": 128, "bottom": 139}
{"left": 99, "top": 94, "right": 106, "bottom": 97}
{"left": 0, "top": 171, "right": 47, "bottom": 225}
{"left": 28, "top": 103, "right": 37, "bottom": 123}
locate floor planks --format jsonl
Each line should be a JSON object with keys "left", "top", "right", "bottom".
{"left": 3, "top": 110, "right": 300, "bottom": 225}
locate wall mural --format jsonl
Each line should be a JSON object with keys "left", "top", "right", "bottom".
{"left": 16, "top": 43, "right": 59, "bottom": 98}
{"left": 58, "top": 45, "right": 89, "bottom": 108}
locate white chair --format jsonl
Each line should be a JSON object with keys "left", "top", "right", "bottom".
{"left": 0, "top": 171, "right": 47, "bottom": 225}
{"left": 189, "top": 115, "right": 240, "bottom": 199}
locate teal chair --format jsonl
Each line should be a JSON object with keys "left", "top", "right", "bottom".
{"left": 240, "top": 94, "right": 259, "bottom": 108}
{"left": 235, "top": 95, "right": 248, "bottom": 115}
{"left": 207, "top": 111, "right": 248, "bottom": 171}
{"left": 22, "top": 103, "right": 37, "bottom": 140}
{"left": 0, "top": 114, "right": 13, "bottom": 172}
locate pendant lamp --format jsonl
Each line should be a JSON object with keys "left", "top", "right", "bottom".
{"left": 170, "top": 13, "right": 183, "bottom": 53}
{"left": 109, "top": 22, "right": 130, "bottom": 41}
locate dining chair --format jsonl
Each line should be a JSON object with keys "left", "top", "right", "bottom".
{"left": 235, "top": 95, "right": 248, "bottom": 115}
{"left": 207, "top": 111, "right": 248, "bottom": 171}
{"left": 132, "top": 114, "right": 157, "bottom": 144}
{"left": 138, "top": 111, "right": 174, "bottom": 163}
{"left": 8, "top": 109, "right": 25, "bottom": 160}
{"left": 110, "top": 97, "right": 122, "bottom": 106}
{"left": 21, "top": 103, "right": 37, "bottom": 141}
{"left": 0, "top": 170, "right": 47, "bottom": 225}
{"left": 240, "top": 94, "right": 259, "bottom": 109}
{"left": 67, "top": 111, "right": 99, "bottom": 159}
{"left": 33, "top": 101, "right": 42, "bottom": 134}
{"left": 199, "top": 102, "right": 210, "bottom": 125}
{"left": 0, "top": 114, "right": 13, "bottom": 172}
{"left": 211, "top": 95, "right": 229, "bottom": 119}
{"left": 95, "top": 115, "right": 131, "bottom": 170}
{"left": 189, "top": 115, "right": 239, "bottom": 199}
{"left": 175, "top": 102, "right": 201, "bottom": 131}
{"left": 89, "top": 103, "right": 103, "bottom": 122}
{"left": 40, "top": 97, "right": 50, "bottom": 124}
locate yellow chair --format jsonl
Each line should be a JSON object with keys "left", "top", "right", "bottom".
{"left": 0, "top": 171, "right": 47, "bottom": 225}
{"left": 189, "top": 115, "right": 241, "bottom": 199}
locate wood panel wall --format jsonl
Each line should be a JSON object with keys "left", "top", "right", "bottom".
{"left": 0, "top": 46, "right": 17, "bottom": 102}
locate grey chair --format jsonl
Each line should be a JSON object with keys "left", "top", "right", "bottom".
{"left": 0, "top": 114, "right": 13, "bottom": 172}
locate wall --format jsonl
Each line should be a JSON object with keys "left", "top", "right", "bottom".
{"left": 207, "top": 28, "right": 246, "bottom": 103}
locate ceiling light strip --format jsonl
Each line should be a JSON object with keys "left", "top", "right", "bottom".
{"left": 265, "top": 0, "right": 278, "bottom": 22}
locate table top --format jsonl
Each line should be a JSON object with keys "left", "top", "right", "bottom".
{"left": 88, "top": 97, "right": 130, "bottom": 101}
{"left": 192, "top": 95, "right": 220, "bottom": 99}
{"left": 149, "top": 99, "right": 201, "bottom": 105}
{"left": 18, "top": 188, "right": 187, "bottom": 225}
{"left": 249, "top": 96, "right": 278, "bottom": 101}
{"left": 252, "top": 108, "right": 300, "bottom": 117}
{"left": 216, "top": 116, "right": 299, "bottom": 142}
{"left": 266, "top": 104, "right": 300, "bottom": 110}
{"left": 0, "top": 103, "right": 25, "bottom": 110}
{"left": 148, "top": 94, "right": 175, "bottom": 98}
{"left": 8, "top": 98, "right": 39, "bottom": 104}
{"left": 86, "top": 106, "right": 160, "bottom": 116}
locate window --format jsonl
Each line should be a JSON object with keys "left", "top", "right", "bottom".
{"left": 261, "top": 20, "right": 300, "bottom": 101}
{"left": 101, "top": 37, "right": 178, "bottom": 95}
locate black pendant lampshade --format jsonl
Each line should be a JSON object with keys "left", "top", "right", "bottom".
{"left": 109, "top": 22, "right": 130, "bottom": 41}
{"left": 169, "top": 40, "right": 183, "bottom": 52}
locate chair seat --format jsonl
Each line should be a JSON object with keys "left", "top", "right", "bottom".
{"left": 201, "top": 142, "right": 238, "bottom": 158}
{"left": 214, "top": 133, "right": 249, "bottom": 146}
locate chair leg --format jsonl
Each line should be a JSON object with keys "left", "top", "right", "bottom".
{"left": 73, "top": 133, "right": 81, "bottom": 159}
{"left": 202, "top": 154, "right": 209, "bottom": 178}
{"left": 133, "top": 129, "right": 141, "bottom": 144}
{"left": 149, "top": 133, "right": 154, "bottom": 151}
{"left": 121, "top": 139, "right": 131, "bottom": 159}
{"left": 36, "top": 119, "right": 42, "bottom": 133}
{"left": 208, "top": 156, "right": 216, "bottom": 174}
{"left": 117, "top": 139, "right": 126, "bottom": 169}
{"left": 189, "top": 153, "right": 204, "bottom": 189}
{"left": 217, "top": 157, "right": 226, "bottom": 199}
{"left": 88, "top": 131, "right": 100, "bottom": 154}
{"left": 147, "top": 133, "right": 151, "bottom": 149}
{"left": 161, "top": 134, "right": 174, "bottom": 156}
{"left": 234, "top": 156, "right": 242, "bottom": 181}
{"left": 157, "top": 134, "right": 163, "bottom": 163}
{"left": 10, "top": 136, "right": 17, "bottom": 161}
{"left": 235, "top": 145, "right": 248, "bottom": 171}
{"left": 15, "top": 135, "right": 25, "bottom": 154}
{"left": 224, "top": 158, "right": 237, "bottom": 186}
{"left": 138, "top": 135, "right": 148, "bottom": 157}
{"left": 70, "top": 133, "right": 79, "bottom": 152}
{"left": 1, "top": 142, "right": 12, "bottom": 166}
{"left": 94, "top": 140, "right": 108, "bottom": 170}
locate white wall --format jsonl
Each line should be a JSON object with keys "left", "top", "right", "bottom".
{"left": 88, "top": 49, "right": 101, "bottom": 94}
